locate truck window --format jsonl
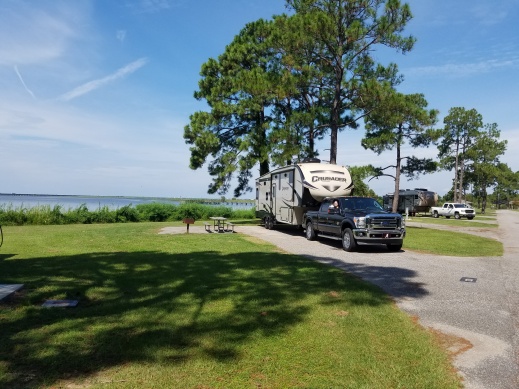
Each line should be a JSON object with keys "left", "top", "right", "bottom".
{"left": 342, "top": 198, "right": 353, "bottom": 211}
{"left": 320, "top": 200, "right": 331, "bottom": 212}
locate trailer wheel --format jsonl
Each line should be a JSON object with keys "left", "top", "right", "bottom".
{"left": 433, "top": 211, "right": 439, "bottom": 218}
{"left": 341, "top": 228, "right": 357, "bottom": 252}
{"left": 265, "top": 216, "right": 274, "bottom": 230}
{"left": 305, "top": 222, "right": 316, "bottom": 240}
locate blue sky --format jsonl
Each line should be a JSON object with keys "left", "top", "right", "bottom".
{"left": 1, "top": 0, "right": 518, "bottom": 198}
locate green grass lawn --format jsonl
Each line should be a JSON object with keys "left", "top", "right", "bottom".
{"left": 404, "top": 227, "right": 503, "bottom": 256}
{"left": 0, "top": 223, "right": 463, "bottom": 388}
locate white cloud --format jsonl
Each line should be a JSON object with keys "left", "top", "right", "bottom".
{"left": 407, "top": 58, "right": 519, "bottom": 78}
{"left": 13, "top": 66, "right": 36, "bottom": 99}
{"left": 0, "top": 2, "right": 88, "bottom": 66}
{"left": 57, "top": 57, "right": 149, "bottom": 102}
{"left": 116, "top": 30, "right": 127, "bottom": 42}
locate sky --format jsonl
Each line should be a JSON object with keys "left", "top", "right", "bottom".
{"left": 1, "top": 0, "right": 518, "bottom": 199}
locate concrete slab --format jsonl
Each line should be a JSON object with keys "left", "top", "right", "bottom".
{"left": 42, "top": 300, "right": 78, "bottom": 308}
{"left": 0, "top": 284, "right": 24, "bottom": 301}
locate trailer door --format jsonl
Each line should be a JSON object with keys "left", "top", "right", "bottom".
{"left": 278, "top": 170, "right": 294, "bottom": 223}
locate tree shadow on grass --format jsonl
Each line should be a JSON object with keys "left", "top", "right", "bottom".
{"left": 0, "top": 245, "right": 426, "bottom": 388}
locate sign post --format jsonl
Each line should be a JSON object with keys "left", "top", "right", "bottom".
{"left": 182, "top": 218, "right": 195, "bottom": 233}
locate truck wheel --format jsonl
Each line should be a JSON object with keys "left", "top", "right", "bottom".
{"left": 387, "top": 244, "right": 402, "bottom": 252}
{"left": 433, "top": 211, "right": 439, "bottom": 218}
{"left": 446, "top": 216, "right": 451, "bottom": 219}
{"left": 341, "top": 228, "right": 357, "bottom": 252}
{"left": 454, "top": 212, "right": 461, "bottom": 219}
{"left": 467, "top": 216, "right": 474, "bottom": 220}
{"left": 305, "top": 222, "right": 316, "bottom": 240}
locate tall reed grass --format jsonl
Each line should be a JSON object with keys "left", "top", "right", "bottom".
{"left": 0, "top": 202, "right": 256, "bottom": 226}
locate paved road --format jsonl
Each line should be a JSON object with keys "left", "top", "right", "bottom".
{"left": 239, "top": 210, "right": 519, "bottom": 389}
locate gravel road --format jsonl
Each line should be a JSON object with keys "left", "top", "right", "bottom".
{"left": 238, "top": 210, "right": 519, "bottom": 389}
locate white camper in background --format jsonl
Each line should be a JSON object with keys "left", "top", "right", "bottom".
{"left": 255, "top": 159, "right": 354, "bottom": 229}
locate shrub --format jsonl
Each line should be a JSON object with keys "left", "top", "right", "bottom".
{"left": 0, "top": 204, "right": 29, "bottom": 226}
{"left": 90, "top": 206, "right": 117, "bottom": 223}
{"left": 135, "top": 203, "right": 176, "bottom": 222}
{"left": 0, "top": 201, "right": 258, "bottom": 225}
{"left": 64, "top": 204, "right": 93, "bottom": 224}
{"left": 116, "top": 205, "right": 140, "bottom": 223}
{"left": 232, "top": 207, "right": 256, "bottom": 219}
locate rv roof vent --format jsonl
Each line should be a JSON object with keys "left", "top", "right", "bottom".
{"left": 301, "top": 157, "right": 321, "bottom": 163}
{"left": 414, "top": 188, "right": 428, "bottom": 191}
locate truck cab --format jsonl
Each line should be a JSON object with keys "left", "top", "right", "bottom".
{"left": 304, "top": 197, "right": 406, "bottom": 252}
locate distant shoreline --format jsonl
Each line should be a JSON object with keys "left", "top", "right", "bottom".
{"left": 0, "top": 193, "right": 254, "bottom": 203}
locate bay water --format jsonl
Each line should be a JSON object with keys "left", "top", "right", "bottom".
{"left": 0, "top": 194, "right": 254, "bottom": 211}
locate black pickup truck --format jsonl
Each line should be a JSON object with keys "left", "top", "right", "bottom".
{"left": 303, "top": 197, "right": 406, "bottom": 252}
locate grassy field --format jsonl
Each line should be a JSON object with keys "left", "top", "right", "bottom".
{"left": 0, "top": 223, "right": 462, "bottom": 388}
{"left": 404, "top": 226, "right": 503, "bottom": 256}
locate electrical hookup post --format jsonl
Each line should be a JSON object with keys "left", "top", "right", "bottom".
{"left": 182, "top": 218, "right": 195, "bottom": 233}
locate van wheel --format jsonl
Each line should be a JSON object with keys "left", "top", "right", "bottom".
{"left": 342, "top": 228, "right": 357, "bottom": 252}
{"left": 305, "top": 222, "right": 316, "bottom": 240}
{"left": 454, "top": 212, "right": 461, "bottom": 219}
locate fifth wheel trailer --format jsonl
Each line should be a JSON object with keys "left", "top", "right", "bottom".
{"left": 255, "top": 159, "right": 354, "bottom": 229}
{"left": 383, "top": 188, "right": 438, "bottom": 215}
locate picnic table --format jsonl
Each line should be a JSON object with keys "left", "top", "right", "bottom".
{"left": 209, "top": 216, "right": 227, "bottom": 233}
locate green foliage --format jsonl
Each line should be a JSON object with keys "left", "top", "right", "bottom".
{"left": 135, "top": 203, "right": 176, "bottom": 222}
{"left": 362, "top": 91, "right": 438, "bottom": 212}
{"left": 0, "top": 202, "right": 255, "bottom": 226}
{"left": 184, "top": 19, "right": 276, "bottom": 197}
{"left": 348, "top": 165, "right": 379, "bottom": 197}
{"left": 437, "top": 107, "right": 483, "bottom": 202}
{"left": 185, "top": 0, "right": 417, "bottom": 195}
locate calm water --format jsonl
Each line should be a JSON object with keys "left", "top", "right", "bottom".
{"left": 0, "top": 194, "right": 254, "bottom": 211}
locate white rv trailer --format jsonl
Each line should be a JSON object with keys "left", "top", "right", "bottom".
{"left": 383, "top": 188, "right": 438, "bottom": 215}
{"left": 255, "top": 159, "right": 354, "bottom": 229}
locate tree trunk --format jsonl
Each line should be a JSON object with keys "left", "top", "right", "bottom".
{"left": 392, "top": 129, "right": 403, "bottom": 213}
{"left": 454, "top": 140, "right": 460, "bottom": 202}
{"left": 459, "top": 159, "right": 465, "bottom": 202}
